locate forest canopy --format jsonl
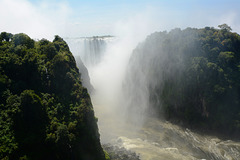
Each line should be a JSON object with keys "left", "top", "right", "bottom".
{"left": 125, "top": 25, "right": 240, "bottom": 136}
{"left": 0, "top": 32, "right": 106, "bottom": 160}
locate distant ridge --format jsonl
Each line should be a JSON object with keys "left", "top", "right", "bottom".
{"left": 64, "top": 35, "right": 115, "bottom": 40}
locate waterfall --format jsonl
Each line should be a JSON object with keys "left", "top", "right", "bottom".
{"left": 66, "top": 36, "right": 114, "bottom": 67}
{"left": 65, "top": 36, "right": 114, "bottom": 93}
{"left": 81, "top": 37, "right": 106, "bottom": 67}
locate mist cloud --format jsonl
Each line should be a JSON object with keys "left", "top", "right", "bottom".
{"left": 0, "top": 0, "right": 71, "bottom": 40}
{"left": 1, "top": 0, "right": 239, "bottom": 41}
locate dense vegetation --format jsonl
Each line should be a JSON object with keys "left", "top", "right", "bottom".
{"left": 125, "top": 24, "right": 240, "bottom": 136}
{"left": 0, "top": 32, "right": 106, "bottom": 159}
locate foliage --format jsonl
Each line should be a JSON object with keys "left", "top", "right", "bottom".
{"left": 126, "top": 25, "right": 240, "bottom": 135}
{"left": 0, "top": 33, "right": 105, "bottom": 159}
{"left": 104, "top": 150, "right": 110, "bottom": 160}
{"left": 218, "top": 23, "right": 232, "bottom": 32}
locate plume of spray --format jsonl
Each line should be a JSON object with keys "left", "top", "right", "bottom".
{"left": 86, "top": 11, "right": 165, "bottom": 138}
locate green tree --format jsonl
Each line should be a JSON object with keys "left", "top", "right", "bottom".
{"left": 218, "top": 23, "right": 232, "bottom": 31}
{"left": 13, "top": 90, "right": 47, "bottom": 159}
{"left": 12, "top": 33, "right": 34, "bottom": 49}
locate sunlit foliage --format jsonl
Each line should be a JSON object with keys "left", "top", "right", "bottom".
{"left": 0, "top": 33, "right": 105, "bottom": 160}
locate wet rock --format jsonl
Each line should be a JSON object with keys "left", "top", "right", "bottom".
{"left": 103, "top": 143, "right": 140, "bottom": 160}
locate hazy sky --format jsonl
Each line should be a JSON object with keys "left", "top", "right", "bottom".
{"left": 0, "top": 0, "right": 240, "bottom": 39}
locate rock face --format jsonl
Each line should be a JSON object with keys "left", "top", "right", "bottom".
{"left": 75, "top": 55, "right": 95, "bottom": 93}
{"left": 0, "top": 32, "right": 106, "bottom": 160}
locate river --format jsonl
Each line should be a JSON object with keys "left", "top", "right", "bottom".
{"left": 92, "top": 94, "right": 240, "bottom": 160}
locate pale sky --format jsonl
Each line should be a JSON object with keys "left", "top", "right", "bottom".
{"left": 0, "top": 0, "right": 239, "bottom": 40}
